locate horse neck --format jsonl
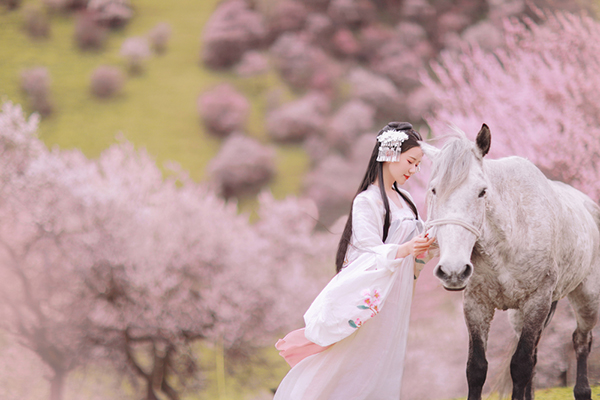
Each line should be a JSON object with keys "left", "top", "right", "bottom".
{"left": 477, "top": 166, "right": 514, "bottom": 254}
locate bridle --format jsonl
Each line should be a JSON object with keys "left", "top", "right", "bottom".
{"left": 424, "top": 218, "right": 482, "bottom": 239}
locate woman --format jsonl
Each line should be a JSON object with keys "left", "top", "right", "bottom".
{"left": 274, "top": 122, "right": 436, "bottom": 399}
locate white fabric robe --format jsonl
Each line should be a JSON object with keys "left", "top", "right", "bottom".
{"left": 274, "top": 184, "right": 424, "bottom": 400}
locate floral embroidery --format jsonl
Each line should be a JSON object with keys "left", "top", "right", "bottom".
{"left": 415, "top": 258, "right": 425, "bottom": 280}
{"left": 348, "top": 288, "right": 381, "bottom": 329}
{"left": 348, "top": 318, "right": 363, "bottom": 328}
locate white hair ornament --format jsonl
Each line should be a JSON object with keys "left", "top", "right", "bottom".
{"left": 377, "top": 129, "right": 409, "bottom": 162}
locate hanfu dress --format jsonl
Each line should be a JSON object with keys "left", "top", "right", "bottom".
{"left": 274, "top": 184, "right": 425, "bottom": 400}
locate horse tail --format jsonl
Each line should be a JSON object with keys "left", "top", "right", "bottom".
{"left": 487, "top": 301, "right": 558, "bottom": 400}
{"left": 543, "top": 300, "right": 558, "bottom": 329}
{"left": 487, "top": 336, "right": 517, "bottom": 400}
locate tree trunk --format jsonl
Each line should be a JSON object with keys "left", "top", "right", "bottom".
{"left": 49, "top": 369, "right": 65, "bottom": 400}
{"left": 145, "top": 380, "right": 159, "bottom": 400}
{"left": 160, "top": 347, "right": 179, "bottom": 400}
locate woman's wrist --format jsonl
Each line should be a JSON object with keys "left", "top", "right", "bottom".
{"left": 396, "top": 243, "right": 411, "bottom": 259}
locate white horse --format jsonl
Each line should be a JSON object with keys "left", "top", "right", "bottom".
{"left": 421, "top": 124, "right": 600, "bottom": 400}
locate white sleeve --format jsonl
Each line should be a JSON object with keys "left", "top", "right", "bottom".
{"left": 350, "top": 194, "right": 404, "bottom": 272}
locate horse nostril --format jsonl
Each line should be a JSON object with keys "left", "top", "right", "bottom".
{"left": 435, "top": 265, "right": 449, "bottom": 280}
{"left": 460, "top": 264, "right": 473, "bottom": 280}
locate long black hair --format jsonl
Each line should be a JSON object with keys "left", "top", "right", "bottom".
{"left": 335, "top": 121, "right": 423, "bottom": 273}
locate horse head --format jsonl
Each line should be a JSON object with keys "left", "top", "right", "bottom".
{"left": 421, "top": 124, "right": 491, "bottom": 291}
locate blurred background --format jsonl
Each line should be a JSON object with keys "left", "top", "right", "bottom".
{"left": 2, "top": 0, "right": 600, "bottom": 399}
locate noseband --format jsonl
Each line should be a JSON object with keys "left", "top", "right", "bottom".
{"left": 425, "top": 218, "right": 482, "bottom": 238}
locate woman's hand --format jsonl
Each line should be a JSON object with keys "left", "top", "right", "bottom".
{"left": 396, "top": 234, "right": 436, "bottom": 259}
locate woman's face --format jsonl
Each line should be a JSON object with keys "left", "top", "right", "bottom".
{"left": 387, "top": 146, "right": 423, "bottom": 186}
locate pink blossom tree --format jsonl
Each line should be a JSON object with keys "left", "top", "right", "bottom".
{"left": 0, "top": 102, "right": 118, "bottom": 400}
{"left": 80, "top": 143, "right": 332, "bottom": 398}
{"left": 0, "top": 102, "right": 335, "bottom": 400}
{"left": 421, "top": 10, "right": 600, "bottom": 391}
{"left": 424, "top": 10, "right": 600, "bottom": 202}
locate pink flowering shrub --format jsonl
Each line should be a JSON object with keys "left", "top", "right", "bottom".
{"left": 270, "top": 32, "right": 342, "bottom": 93}
{"left": 347, "top": 67, "right": 404, "bottom": 121}
{"left": 20, "top": 66, "right": 53, "bottom": 116}
{"left": 208, "top": 134, "right": 276, "bottom": 198}
{"left": 266, "top": 0, "right": 308, "bottom": 37}
{"left": 370, "top": 22, "right": 433, "bottom": 91}
{"left": 74, "top": 10, "right": 107, "bottom": 50}
{"left": 234, "top": 50, "right": 269, "bottom": 77}
{"left": 119, "top": 36, "right": 151, "bottom": 74}
{"left": 424, "top": 10, "right": 600, "bottom": 202}
{"left": 90, "top": 65, "right": 124, "bottom": 98}
{"left": 43, "top": 0, "right": 87, "bottom": 13}
{"left": 201, "top": 0, "right": 267, "bottom": 69}
{"left": 266, "top": 91, "right": 330, "bottom": 143}
{"left": 23, "top": 5, "right": 50, "bottom": 38}
{"left": 323, "top": 99, "right": 375, "bottom": 154}
{"left": 304, "top": 153, "right": 364, "bottom": 226}
{"left": 304, "top": 12, "right": 334, "bottom": 43}
{"left": 1, "top": 0, "right": 21, "bottom": 9}
{"left": 197, "top": 83, "right": 250, "bottom": 137}
{"left": 87, "top": 0, "right": 133, "bottom": 28}
{"left": 147, "top": 22, "right": 171, "bottom": 54}
{"left": 327, "top": 0, "right": 375, "bottom": 29}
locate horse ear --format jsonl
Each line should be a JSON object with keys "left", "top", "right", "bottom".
{"left": 476, "top": 124, "right": 491, "bottom": 157}
{"left": 420, "top": 141, "right": 440, "bottom": 160}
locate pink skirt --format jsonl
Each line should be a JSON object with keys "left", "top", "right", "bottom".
{"left": 275, "top": 328, "right": 332, "bottom": 367}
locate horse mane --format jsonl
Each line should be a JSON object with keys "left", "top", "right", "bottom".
{"left": 432, "top": 127, "right": 479, "bottom": 202}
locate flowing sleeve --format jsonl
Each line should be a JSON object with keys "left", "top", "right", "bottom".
{"left": 303, "top": 192, "right": 415, "bottom": 347}
{"left": 349, "top": 194, "right": 405, "bottom": 272}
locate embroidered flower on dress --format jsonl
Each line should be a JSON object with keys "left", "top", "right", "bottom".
{"left": 349, "top": 318, "right": 363, "bottom": 328}
{"left": 348, "top": 288, "right": 381, "bottom": 329}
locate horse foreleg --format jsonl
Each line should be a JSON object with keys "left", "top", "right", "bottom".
{"left": 521, "top": 301, "right": 557, "bottom": 400}
{"left": 464, "top": 296, "right": 494, "bottom": 400}
{"left": 523, "top": 347, "right": 538, "bottom": 400}
{"left": 567, "top": 280, "right": 599, "bottom": 400}
{"left": 510, "top": 299, "right": 552, "bottom": 400}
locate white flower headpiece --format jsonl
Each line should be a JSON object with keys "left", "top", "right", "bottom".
{"left": 377, "top": 129, "right": 409, "bottom": 162}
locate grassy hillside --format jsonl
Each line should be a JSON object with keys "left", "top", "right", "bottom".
{"left": 0, "top": 0, "right": 308, "bottom": 198}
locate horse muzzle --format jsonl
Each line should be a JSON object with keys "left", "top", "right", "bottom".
{"left": 433, "top": 262, "right": 473, "bottom": 291}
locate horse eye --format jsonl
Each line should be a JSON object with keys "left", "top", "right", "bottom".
{"left": 431, "top": 188, "right": 436, "bottom": 195}
{"left": 478, "top": 189, "right": 487, "bottom": 198}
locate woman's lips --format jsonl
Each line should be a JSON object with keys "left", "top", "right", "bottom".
{"left": 404, "top": 175, "right": 410, "bottom": 180}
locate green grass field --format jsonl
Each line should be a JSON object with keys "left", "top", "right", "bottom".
{"left": 0, "top": 0, "right": 308, "bottom": 199}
